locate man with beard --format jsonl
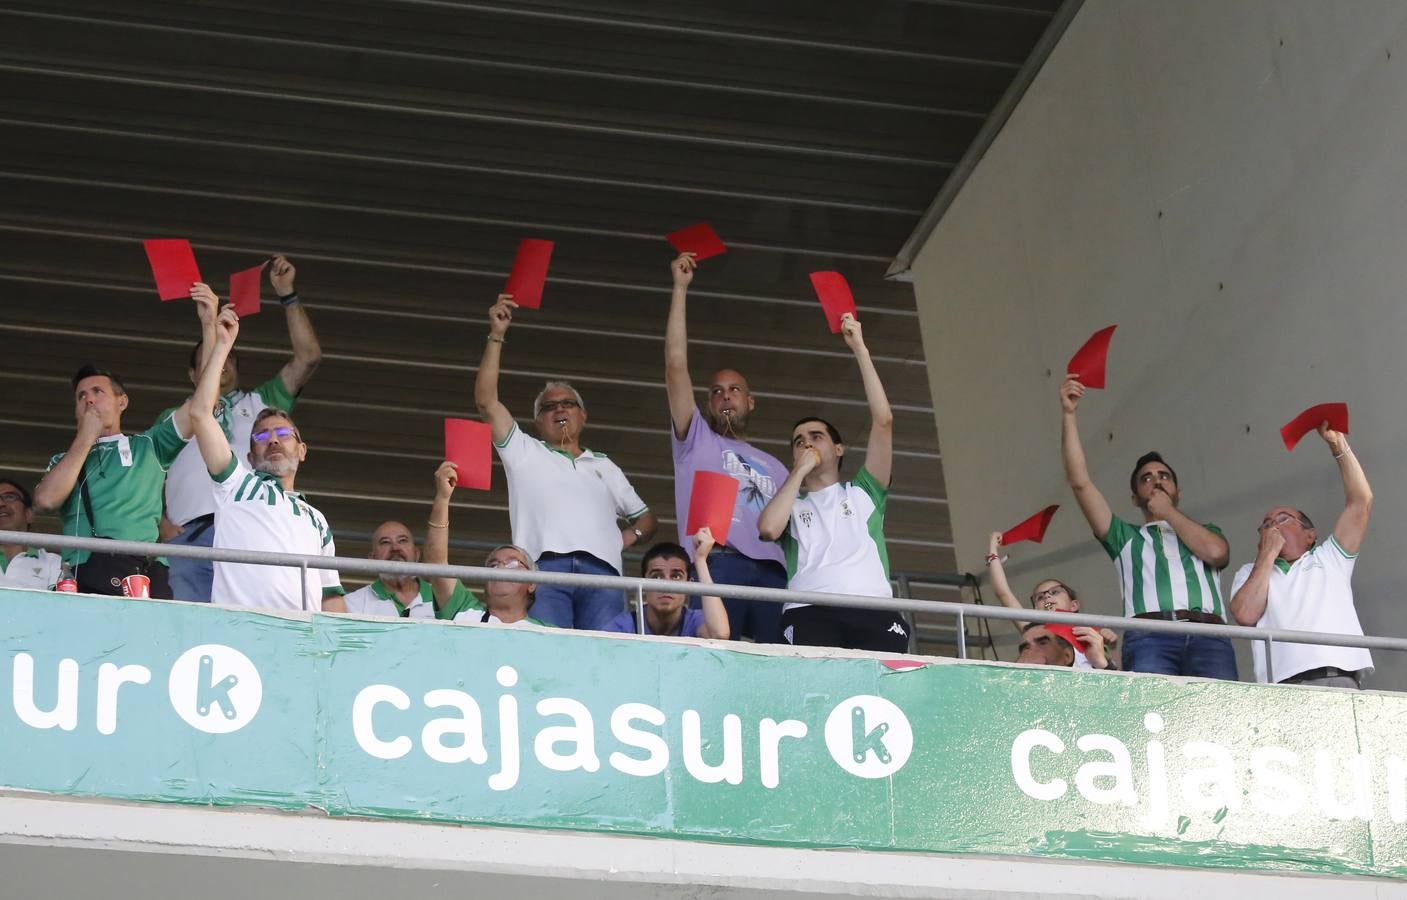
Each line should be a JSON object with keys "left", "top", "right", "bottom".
{"left": 345, "top": 461, "right": 484, "bottom": 620}
{"left": 191, "top": 305, "right": 345, "bottom": 611}
{"left": 665, "top": 252, "right": 790, "bottom": 642}
{"left": 475, "top": 293, "right": 657, "bottom": 629}
{"left": 1060, "top": 376, "right": 1234, "bottom": 678}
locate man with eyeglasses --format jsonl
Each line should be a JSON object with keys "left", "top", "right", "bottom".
{"left": 0, "top": 477, "right": 63, "bottom": 591}
{"left": 664, "top": 252, "right": 790, "bottom": 642}
{"left": 1060, "top": 376, "right": 1235, "bottom": 678}
{"left": 1229, "top": 423, "right": 1373, "bottom": 689}
{"left": 346, "top": 461, "right": 483, "bottom": 620}
{"left": 190, "top": 305, "right": 345, "bottom": 611}
{"left": 159, "top": 256, "right": 323, "bottom": 602}
{"left": 475, "top": 293, "right": 658, "bottom": 629}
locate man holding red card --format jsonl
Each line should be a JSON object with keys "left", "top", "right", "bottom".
{"left": 1229, "top": 423, "right": 1374, "bottom": 688}
{"left": 665, "top": 252, "right": 791, "bottom": 642}
{"left": 1060, "top": 377, "right": 1236, "bottom": 679}
{"left": 160, "top": 257, "right": 323, "bottom": 602}
{"left": 757, "top": 314, "right": 909, "bottom": 652}
{"left": 475, "top": 294, "right": 658, "bottom": 630}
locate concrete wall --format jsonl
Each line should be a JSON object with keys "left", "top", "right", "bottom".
{"left": 911, "top": 0, "right": 1407, "bottom": 686}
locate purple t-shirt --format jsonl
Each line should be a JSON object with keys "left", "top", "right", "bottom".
{"left": 671, "top": 409, "right": 787, "bottom": 563}
{"left": 602, "top": 607, "right": 706, "bottom": 637}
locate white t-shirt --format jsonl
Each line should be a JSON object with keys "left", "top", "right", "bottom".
{"left": 778, "top": 467, "right": 892, "bottom": 610}
{"left": 1229, "top": 536, "right": 1373, "bottom": 683}
{"left": 495, "top": 424, "right": 648, "bottom": 575}
{"left": 163, "top": 378, "right": 297, "bottom": 527}
{"left": 0, "top": 548, "right": 63, "bottom": 591}
{"left": 209, "top": 458, "right": 342, "bottom": 611}
{"left": 343, "top": 579, "right": 437, "bottom": 619}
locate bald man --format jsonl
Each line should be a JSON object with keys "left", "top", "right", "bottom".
{"left": 665, "top": 252, "right": 789, "bottom": 643}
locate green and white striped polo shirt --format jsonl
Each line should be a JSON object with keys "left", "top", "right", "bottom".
{"left": 1100, "top": 514, "right": 1226, "bottom": 617}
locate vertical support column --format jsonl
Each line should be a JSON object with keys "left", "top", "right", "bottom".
{"left": 636, "top": 584, "right": 646, "bottom": 635}
{"left": 1264, "top": 636, "right": 1274, "bottom": 683}
{"left": 300, "top": 562, "right": 309, "bottom": 612}
{"left": 956, "top": 609, "right": 968, "bottom": 660}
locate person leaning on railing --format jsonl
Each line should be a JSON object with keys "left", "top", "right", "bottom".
{"left": 1230, "top": 422, "right": 1374, "bottom": 689}
{"left": 985, "top": 531, "right": 1118, "bottom": 670}
{"left": 0, "top": 476, "right": 62, "bottom": 591}
{"left": 1060, "top": 376, "right": 1236, "bottom": 679}
{"left": 1015, "top": 623, "right": 1077, "bottom": 668}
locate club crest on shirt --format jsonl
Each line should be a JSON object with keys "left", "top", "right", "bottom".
{"left": 840, "top": 499, "right": 854, "bottom": 519}
{"left": 800, "top": 511, "right": 813, "bottom": 528}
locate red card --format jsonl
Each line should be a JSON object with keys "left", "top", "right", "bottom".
{"left": 685, "top": 470, "right": 739, "bottom": 547}
{"left": 229, "top": 264, "right": 264, "bottom": 317}
{"left": 666, "top": 222, "right": 727, "bottom": 261}
{"left": 503, "top": 238, "right": 554, "bottom": 310}
{"left": 1043, "top": 623, "right": 1088, "bottom": 651}
{"left": 143, "top": 239, "right": 202, "bottom": 301}
{"left": 1280, "top": 403, "right": 1349, "bottom": 452}
{"left": 1067, "top": 325, "right": 1117, "bottom": 390}
{"left": 1001, "top": 505, "right": 1059, "bottom": 545}
{"left": 444, "top": 418, "right": 493, "bottom": 491}
{"left": 809, "top": 271, "right": 857, "bottom": 333}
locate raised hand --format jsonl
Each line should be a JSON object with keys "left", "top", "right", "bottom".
{"left": 1317, "top": 421, "right": 1348, "bottom": 457}
{"left": 190, "top": 282, "right": 219, "bottom": 325}
{"left": 1060, "top": 376, "right": 1086, "bottom": 414}
{"left": 488, "top": 294, "right": 517, "bottom": 337}
{"left": 988, "top": 531, "right": 1002, "bottom": 558}
{"left": 433, "top": 460, "right": 459, "bottom": 499}
{"left": 671, "top": 252, "right": 697, "bottom": 288}
{"left": 268, "top": 255, "right": 296, "bottom": 296}
{"left": 213, "top": 305, "right": 240, "bottom": 347}
{"left": 693, "top": 524, "right": 715, "bottom": 558}
{"left": 840, "top": 313, "right": 864, "bottom": 351}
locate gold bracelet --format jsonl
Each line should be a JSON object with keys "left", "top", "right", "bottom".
{"left": 486, "top": 334, "right": 505, "bottom": 344}
{"left": 426, "top": 520, "right": 449, "bottom": 528}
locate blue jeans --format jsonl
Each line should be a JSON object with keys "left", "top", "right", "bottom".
{"left": 1123, "top": 629, "right": 1238, "bottom": 680}
{"left": 166, "top": 515, "right": 215, "bottom": 603}
{"left": 534, "top": 552, "right": 626, "bottom": 630}
{"left": 690, "top": 551, "right": 787, "bottom": 643}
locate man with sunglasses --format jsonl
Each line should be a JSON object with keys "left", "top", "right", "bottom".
{"left": 1060, "top": 376, "right": 1235, "bottom": 678}
{"left": 1229, "top": 423, "right": 1373, "bottom": 688}
{"left": 475, "top": 293, "right": 657, "bottom": 629}
{"left": 191, "top": 305, "right": 345, "bottom": 612}
{"left": 0, "top": 477, "right": 63, "bottom": 591}
{"left": 159, "top": 256, "right": 322, "bottom": 602}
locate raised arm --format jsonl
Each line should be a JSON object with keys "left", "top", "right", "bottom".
{"left": 1059, "top": 376, "right": 1113, "bottom": 540}
{"left": 664, "top": 253, "right": 698, "bottom": 439}
{"left": 691, "top": 527, "right": 730, "bottom": 640}
{"left": 425, "top": 461, "right": 459, "bottom": 609}
{"left": 985, "top": 532, "right": 1027, "bottom": 634}
{"left": 33, "top": 407, "right": 103, "bottom": 513}
{"left": 841, "top": 314, "right": 893, "bottom": 487}
{"left": 1321, "top": 423, "right": 1372, "bottom": 554}
{"left": 758, "top": 449, "right": 818, "bottom": 541}
{"left": 191, "top": 277, "right": 219, "bottom": 379}
{"left": 474, "top": 294, "right": 518, "bottom": 443}
{"left": 191, "top": 299, "right": 239, "bottom": 476}
{"left": 1147, "top": 490, "right": 1230, "bottom": 568}
{"left": 269, "top": 256, "right": 323, "bottom": 396}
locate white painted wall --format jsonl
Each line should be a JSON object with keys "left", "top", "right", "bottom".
{"left": 912, "top": 0, "right": 1407, "bottom": 686}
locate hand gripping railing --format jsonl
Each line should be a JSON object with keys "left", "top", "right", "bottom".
{"left": 7, "top": 530, "right": 1407, "bottom": 680}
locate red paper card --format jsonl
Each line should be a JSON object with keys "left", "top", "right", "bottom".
{"left": 666, "top": 222, "right": 727, "bottom": 261}
{"left": 444, "top": 418, "right": 493, "bottom": 491}
{"left": 1043, "top": 622, "right": 1088, "bottom": 651}
{"left": 1280, "top": 403, "right": 1349, "bottom": 452}
{"left": 1001, "top": 505, "right": 1059, "bottom": 545}
{"left": 503, "top": 238, "right": 554, "bottom": 309}
{"left": 229, "top": 264, "right": 264, "bottom": 317}
{"left": 809, "top": 271, "right": 857, "bottom": 333}
{"left": 1067, "top": 325, "right": 1117, "bottom": 389}
{"left": 143, "top": 239, "right": 202, "bottom": 301}
{"left": 685, "top": 470, "right": 739, "bottom": 547}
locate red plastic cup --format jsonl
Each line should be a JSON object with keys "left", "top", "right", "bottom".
{"left": 121, "top": 574, "right": 151, "bottom": 599}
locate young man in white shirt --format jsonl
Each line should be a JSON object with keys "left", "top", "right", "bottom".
{"left": 190, "top": 297, "right": 345, "bottom": 612}
{"left": 758, "top": 313, "right": 908, "bottom": 652}
{"left": 1230, "top": 422, "right": 1373, "bottom": 688}
{"left": 0, "top": 477, "right": 63, "bottom": 591}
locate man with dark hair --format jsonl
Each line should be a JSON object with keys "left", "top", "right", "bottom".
{"left": 1016, "top": 623, "right": 1076, "bottom": 668}
{"left": 758, "top": 314, "right": 909, "bottom": 652}
{"left": 665, "top": 252, "right": 790, "bottom": 643}
{"left": 601, "top": 528, "right": 729, "bottom": 638}
{"left": 475, "top": 293, "right": 657, "bottom": 630}
{"left": 0, "top": 476, "right": 63, "bottom": 591}
{"left": 1060, "top": 376, "right": 1235, "bottom": 678}
{"left": 1230, "top": 422, "right": 1373, "bottom": 688}
{"left": 189, "top": 304, "right": 344, "bottom": 611}
{"left": 34, "top": 362, "right": 193, "bottom": 598}
{"left": 161, "top": 255, "right": 322, "bottom": 602}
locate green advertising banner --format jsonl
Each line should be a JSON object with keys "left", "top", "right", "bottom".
{"left": 1, "top": 589, "right": 1403, "bottom": 879}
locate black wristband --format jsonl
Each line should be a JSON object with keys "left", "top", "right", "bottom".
{"left": 278, "top": 291, "right": 300, "bottom": 306}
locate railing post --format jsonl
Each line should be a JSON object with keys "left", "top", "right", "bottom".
{"left": 300, "top": 562, "right": 309, "bottom": 612}
{"left": 635, "top": 584, "right": 646, "bottom": 635}
{"left": 1264, "top": 636, "right": 1274, "bottom": 683}
{"left": 896, "top": 574, "right": 917, "bottom": 654}
{"left": 956, "top": 609, "right": 967, "bottom": 660}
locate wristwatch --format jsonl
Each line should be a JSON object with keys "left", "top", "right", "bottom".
{"left": 632, "top": 527, "right": 644, "bottom": 540}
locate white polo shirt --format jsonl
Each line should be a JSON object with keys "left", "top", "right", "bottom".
{"left": 0, "top": 548, "right": 63, "bottom": 591}
{"left": 343, "top": 578, "right": 439, "bottom": 619}
{"left": 1230, "top": 536, "right": 1373, "bottom": 683}
{"left": 777, "top": 467, "right": 892, "bottom": 610}
{"left": 161, "top": 377, "right": 297, "bottom": 527}
{"left": 495, "top": 424, "right": 648, "bottom": 575}
{"left": 209, "top": 458, "right": 342, "bottom": 611}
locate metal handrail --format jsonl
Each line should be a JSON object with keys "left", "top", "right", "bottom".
{"left": 7, "top": 530, "right": 1407, "bottom": 665}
